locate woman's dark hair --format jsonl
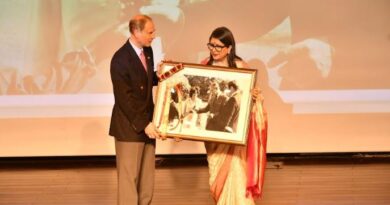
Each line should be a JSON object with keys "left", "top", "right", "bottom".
{"left": 207, "top": 27, "right": 242, "bottom": 68}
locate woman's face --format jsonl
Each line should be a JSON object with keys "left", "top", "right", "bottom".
{"left": 208, "top": 38, "right": 231, "bottom": 62}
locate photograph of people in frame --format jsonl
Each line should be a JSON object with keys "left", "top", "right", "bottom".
{"left": 167, "top": 75, "right": 242, "bottom": 134}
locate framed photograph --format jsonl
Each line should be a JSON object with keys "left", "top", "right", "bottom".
{"left": 153, "top": 61, "right": 257, "bottom": 145}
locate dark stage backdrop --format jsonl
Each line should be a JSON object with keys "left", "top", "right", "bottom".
{"left": 0, "top": 0, "right": 389, "bottom": 156}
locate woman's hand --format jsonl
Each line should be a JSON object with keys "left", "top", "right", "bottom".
{"left": 251, "top": 87, "right": 264, "bottom": 103}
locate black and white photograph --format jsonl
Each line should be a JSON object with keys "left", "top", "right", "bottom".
{"left": 153, "top": 62, "right": 257, "bottom": 145}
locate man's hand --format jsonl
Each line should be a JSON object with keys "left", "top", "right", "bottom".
{"left": 156, "top": 61, "right": 164, "bottom": 76}
{"left": 145, "top": 122, "right": 166, "bottom": 140}
{"left": 157, "top": 59, "right": 173, "bottom": 75}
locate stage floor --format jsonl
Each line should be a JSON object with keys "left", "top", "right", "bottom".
{"left": 1, "top": 154, "right": 389, "bottom": 205}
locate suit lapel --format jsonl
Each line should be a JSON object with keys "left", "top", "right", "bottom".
{"left": 125, "top": 41, "right": 151, "bottom": 105}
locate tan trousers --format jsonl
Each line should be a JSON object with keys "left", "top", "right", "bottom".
{"left": 115, "top": 140, "right": 155, "bottom": 205}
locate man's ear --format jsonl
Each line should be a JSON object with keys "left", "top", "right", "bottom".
{"left": 132, "top": 29, "right": 141, "bottom": 38}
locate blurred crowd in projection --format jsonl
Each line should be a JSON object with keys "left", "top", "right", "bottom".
{"left": 0, "top": 0, "right": 389, "bottom": 95}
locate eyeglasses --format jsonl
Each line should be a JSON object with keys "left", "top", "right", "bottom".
{"left": 207, "top": 43, "right": 226, "bottom": 52}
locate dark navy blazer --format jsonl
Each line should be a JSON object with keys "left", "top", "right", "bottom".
{"left": 109, "top": 40, "right": 158, "bottom": 142}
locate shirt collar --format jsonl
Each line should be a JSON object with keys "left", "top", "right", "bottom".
{"left": 128, "top": 38, "right": 143, "bottom": 56}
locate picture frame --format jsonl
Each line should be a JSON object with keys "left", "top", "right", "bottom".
{"left": 153, "top": 61, "right": 257, "bottom": 145}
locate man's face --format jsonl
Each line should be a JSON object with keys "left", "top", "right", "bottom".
{"left": 209, "top": 83, "right": 218, "bottom": 95}
{"left": 134, "top": 20, "right": 156, "bottom": 47}
{"left": 227, "top": 86, "right": 235, "bottom": 97}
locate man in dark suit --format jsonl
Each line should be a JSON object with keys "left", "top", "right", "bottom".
{"left": 197, "top": 80, "right": 227, "bottom": 131}
{"left": 109, "top": 14, "right": 162, "bottom": 205}
{"left": 220, "top": 81, "right": 240, "bottom": 133}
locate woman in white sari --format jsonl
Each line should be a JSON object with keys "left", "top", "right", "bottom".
{"left": 201, "top": 27, "right": 267, "bottom": 205}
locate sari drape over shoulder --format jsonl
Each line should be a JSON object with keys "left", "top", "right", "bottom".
{"left": 207, "top": 100, "right": 268, "bottom": 205}
{"left": 246, "top": 100, "right": 268, "bottom": 199}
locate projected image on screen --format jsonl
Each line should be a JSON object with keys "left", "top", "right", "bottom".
{"left": 0, "top": 0, "right": 389, "bottom": 156}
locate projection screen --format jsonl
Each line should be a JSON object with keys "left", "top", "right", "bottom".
{"left": 0, "top": 0, "right": 389, "bottom": 156}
